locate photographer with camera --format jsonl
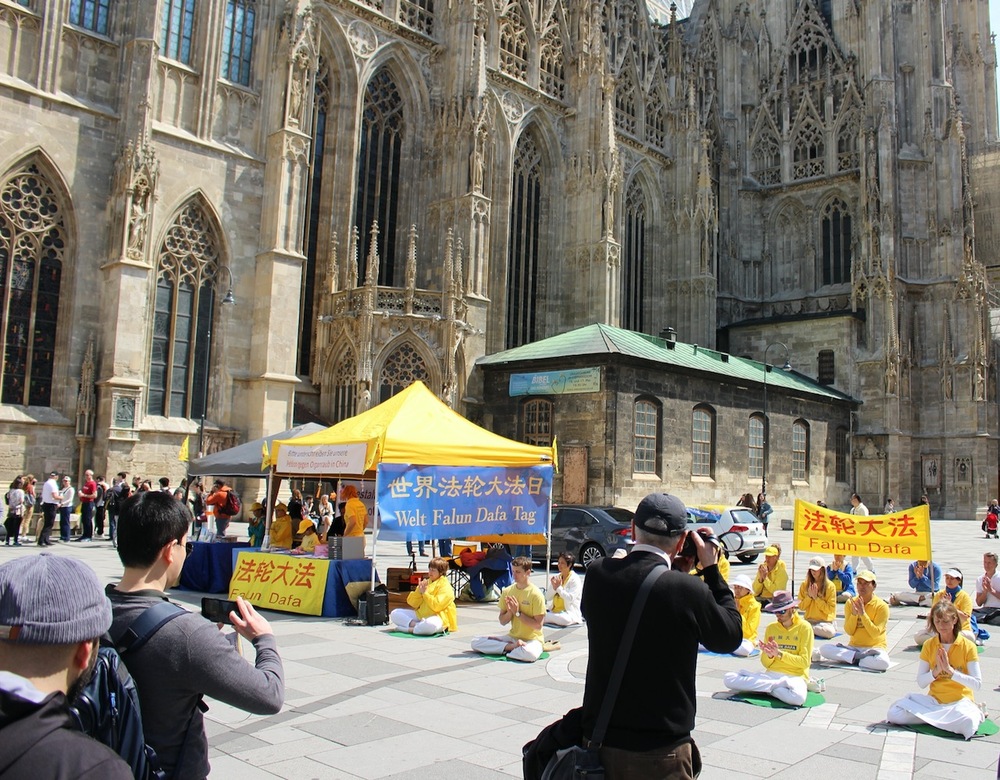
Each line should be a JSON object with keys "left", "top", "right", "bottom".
{"left": 108, "top": 491, "right": 284, "bottom": 779}
{"left": 579, "top": 493, "right": 741, "bottom": 778}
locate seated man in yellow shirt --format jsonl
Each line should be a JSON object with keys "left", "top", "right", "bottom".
{"left": 818, "top": 569, "right": 891, "bottom": 671}
{"left": 724, "top": 590, "right": 813, "bottom": 705}
{"left": 390, "top": 557, "right": 457, "bottom": 635}
{"left": 471, "top": 557, "right": 545, "bottom": 662}
{"left": 752, "top": 545, "right": 788, "bottom": 605}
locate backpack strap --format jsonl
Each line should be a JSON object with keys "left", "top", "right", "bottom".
{"left": 116, "top": 601, "right": 188, "bottom": 655}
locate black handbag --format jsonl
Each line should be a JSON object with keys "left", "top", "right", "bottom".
{"left": 524, "top": 565, "right": 668, "bottom": 780}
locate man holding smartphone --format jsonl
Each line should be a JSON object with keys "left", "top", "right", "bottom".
{"left": 107, "top": 491, "right": 284, "bottom": 780}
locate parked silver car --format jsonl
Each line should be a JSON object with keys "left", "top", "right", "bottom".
{"left": 686, "top": 505, "right": 768, "bottom": 563}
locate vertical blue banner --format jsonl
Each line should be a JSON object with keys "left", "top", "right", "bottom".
{"left": 376, "top": 464, "right": 552, "bottom": 540}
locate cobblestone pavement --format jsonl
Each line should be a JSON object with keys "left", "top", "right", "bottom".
{"left": 2, "top": 514, "right": 999, "bottom": 778}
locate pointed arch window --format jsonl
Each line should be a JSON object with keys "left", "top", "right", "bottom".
{"left": 68, "top": 0, "right": 111, "bottom": 35}
{"left": 621, "top": 179, "right": 646, "bottom": 332}
{"left": 355, "top": 69, "right": 403, "bottom": 287}
{"left": 837, "top": 115, "right": 860, "bottom": 171}
{"left": 646, "top": 98, "right": 665, "bottom": 148}
{"left": 160, "top": 0, "right": 196, "bottom": 64}
{"left": 614, "top": 73, "right": 637, "bottom": 136}
{"left": 835, "top": 426, "right": 849, "bottom": 482}
{"left": 752, "top": 131, "right": 780, "bottom": 186}
{"left": 221, "top": 0, "right": 256, "bottom": 87}
{"left": 0, "top": 162, "right": 65, "bottom": 407}
{"left": 147, "top": 200, "right": 221, "bottom": 418}
{"left": 300, "top": 58, "right": 330, "bottom": 375}
{"left": 499, "top": 5, "right": 528, "bottom": 81}
{"left": 331, "top": 349, "right": 357, "bottom": 423}
{"left": 378, "top": 342, "right": 429, "bottom": 402}
{"left": 540, "top": 29, "right": 565, "bottom": 100}
{"left": 506, "top": 131, "right": 542, "bottom": 349}
{"left": 821, "top": 199, "right": 852, "bottom": 285}
{"left": 792, "top": 122, "right": 825, "bottom": 179}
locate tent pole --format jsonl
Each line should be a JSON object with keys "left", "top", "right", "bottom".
{"left": 544, "top": 471, "right": 553, "bottom": 594}
{"left": 262, "top": 470, "right": 280, "bottom": 550}
{"left": 370, "top": 470, "right": 380, "bottom": 592}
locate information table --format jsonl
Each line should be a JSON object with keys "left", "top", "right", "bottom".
{"left": 179, "top": 541, "right": 252, "bottom": 593}
{"left": 228, "top": 550, "right": 376, "bottom": 617}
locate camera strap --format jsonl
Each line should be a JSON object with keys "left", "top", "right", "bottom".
{"left": 589, "top": 564, "right": 669, "bottom": 748}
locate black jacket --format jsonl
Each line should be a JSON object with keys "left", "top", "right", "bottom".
{"left": 0, "top": 685, "right": 133, "bottom": 779}
{"left": 580, "top": 551, "right": 741, "bottom": 751}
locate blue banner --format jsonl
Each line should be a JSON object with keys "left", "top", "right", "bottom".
{"left": 376, "top": 464, "right": 552, "bottom": 540}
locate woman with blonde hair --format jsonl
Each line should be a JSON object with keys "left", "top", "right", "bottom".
{"left": 799, "top": 556, "right": 838, "bottom": 640}
{"left": 887, "top": 601, "right": 984, "bottom": 739}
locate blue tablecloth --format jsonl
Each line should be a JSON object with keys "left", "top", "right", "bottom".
{"left": 322, "top": 558, "right": 376, "bottom": 617}
{"left": 179, "top": 541, "right": 252, "bottom": 593}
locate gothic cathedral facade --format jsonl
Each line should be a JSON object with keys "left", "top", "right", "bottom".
{"left": 0, "top": 0, "right": 997, "bottom": 516}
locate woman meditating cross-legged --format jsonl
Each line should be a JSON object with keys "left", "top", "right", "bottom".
{"left": 390, "top": 557, "right": 457, "bottom": 635}
{"left": 887, "top": 601, "right": 984, "bottom": 739}
{"left": 724, "top": 590, "right": 813, "bottom": 706}
{"left": 544, "top": 553, "right": 583, "bottom": 627}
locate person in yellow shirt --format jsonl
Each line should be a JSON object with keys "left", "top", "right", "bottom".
{"left": 888, "top": 601, "right": 984, "bottom": 739}
{"left": 341, "top": 485, "right": 368, "bottom": 554}
{"left": 291, "top": 518, "right": 319, "bottom": 554}
{"left": 730, "top": 574, "right": 761, "bottom": 657}
{"left": 913, "top": 568, "right": 977, "bottom": 645}
{"left": 471, "top": 557, "right": 545, "bottom": 662}
{"left": 390, "top": 557, "right": 457, "bottom": 635}
{"left": 798, "top": 556, "right": 837, "bottom": 640}
{"left": 724, "top": 590, "right": 813, "bottom": 706}
{"left": 267, "top": 502, "right": 293, "bottom": 549}
{"left": 819, "top": 569, "right": 891, "bottom": 671}
{"left": 752, "top": 545, "right": 788, "bottom": 605}
{"left": 690, "top": 541, "right": 730, "bottom": 582}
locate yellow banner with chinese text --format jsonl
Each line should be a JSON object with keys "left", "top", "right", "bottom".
{"left": 793, "top": 499, "right": 931, "bottom": 560}
{"left": 229, "top": 551, "right": 330, "bottom": 616}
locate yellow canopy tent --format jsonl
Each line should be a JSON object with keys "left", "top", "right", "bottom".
{"left": 266, "top": 381, "right": 558, "bottom": 590}
{"left": 269, "top": 380, "right": 557, "bottom": 476}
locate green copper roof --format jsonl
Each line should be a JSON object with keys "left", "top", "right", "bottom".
{"left": 477, "top": 323, "right": 854, "bottom": 403}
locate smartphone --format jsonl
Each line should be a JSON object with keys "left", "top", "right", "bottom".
{"left": 201, "top": 597, "right": 239, "bottom": 623}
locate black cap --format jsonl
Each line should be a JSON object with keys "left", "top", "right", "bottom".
{"left": 634, "top": 493, "right": 687, "bottom": 536}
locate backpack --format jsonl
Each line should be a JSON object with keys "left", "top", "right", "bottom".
{"left": 222, "top": 488, "right": 242, "bottom": 517}
{"left": 70, "top": 601, "right": 188, "bottom": 780}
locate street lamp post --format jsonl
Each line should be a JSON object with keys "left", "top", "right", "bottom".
{"left": 761, "top": 342, "right": 791, "bottom": 500}
{"left": 197, "top": 266, "right": 236, "bottom": 459}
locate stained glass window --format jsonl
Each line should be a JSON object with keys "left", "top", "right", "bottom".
{"left": 68, "top": 0, "right": 111, "bottom": 34}
{"left": 506, "top": 131, "right": 542, "bottom": 349}
{"left": 161, "top": 0, "right": 196, "bottom": 64}
{"left": 622, "top": 179, "right": 646, "bottom": 332}
{"left": 378, "top": 342, "right": 428, "bottom": 402}
{"left": 0, "top": 162, "right": 65, "bottom": 407}
{"left": 221, "top": 0, "right": 255, "bottom": 86}
{"left": 147, "top": 200, "right": 221, "bottom": 418}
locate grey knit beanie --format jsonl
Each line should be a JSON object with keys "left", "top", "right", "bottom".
{"left": 0, "top": 553, "right": 112, "bottom": 644}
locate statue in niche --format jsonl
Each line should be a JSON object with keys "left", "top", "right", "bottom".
{"left": 288, "top": 52, "right": 308, "bottom": 127}
{"left": 127, "top": 186, "right": 150, "bottom": 257}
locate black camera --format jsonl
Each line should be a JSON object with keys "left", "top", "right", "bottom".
{"left": 679, "top": 527, "right": 721, "bottom": 560}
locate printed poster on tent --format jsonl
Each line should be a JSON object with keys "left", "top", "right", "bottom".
{"left": 376, "top": 464, "right": 552, "bottom": 540}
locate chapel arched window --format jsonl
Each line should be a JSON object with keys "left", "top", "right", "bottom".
{"left": 301, "top": 58, "right": 329, "bottom": 375}
{"left": 331, "top": 349, "right": 357, "bottom": 423}
{"left": 378, "top": 342, "right": 429, "bottom": 403}
{"left": 0, "top": 162, "right": 65, "bottom": 407}
{"left": 821, "top": 199, "right": 852, "bottom": 285}
{"left": 147, "top": 199, "right": 221, "bottom": 419}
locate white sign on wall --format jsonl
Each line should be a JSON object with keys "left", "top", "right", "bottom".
{"left": 276, "top": 442, "right": 367, "bottom": 475}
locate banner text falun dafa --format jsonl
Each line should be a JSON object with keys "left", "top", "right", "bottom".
{"left": 793, "top": 499, "right": 931, "bottom": 560}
